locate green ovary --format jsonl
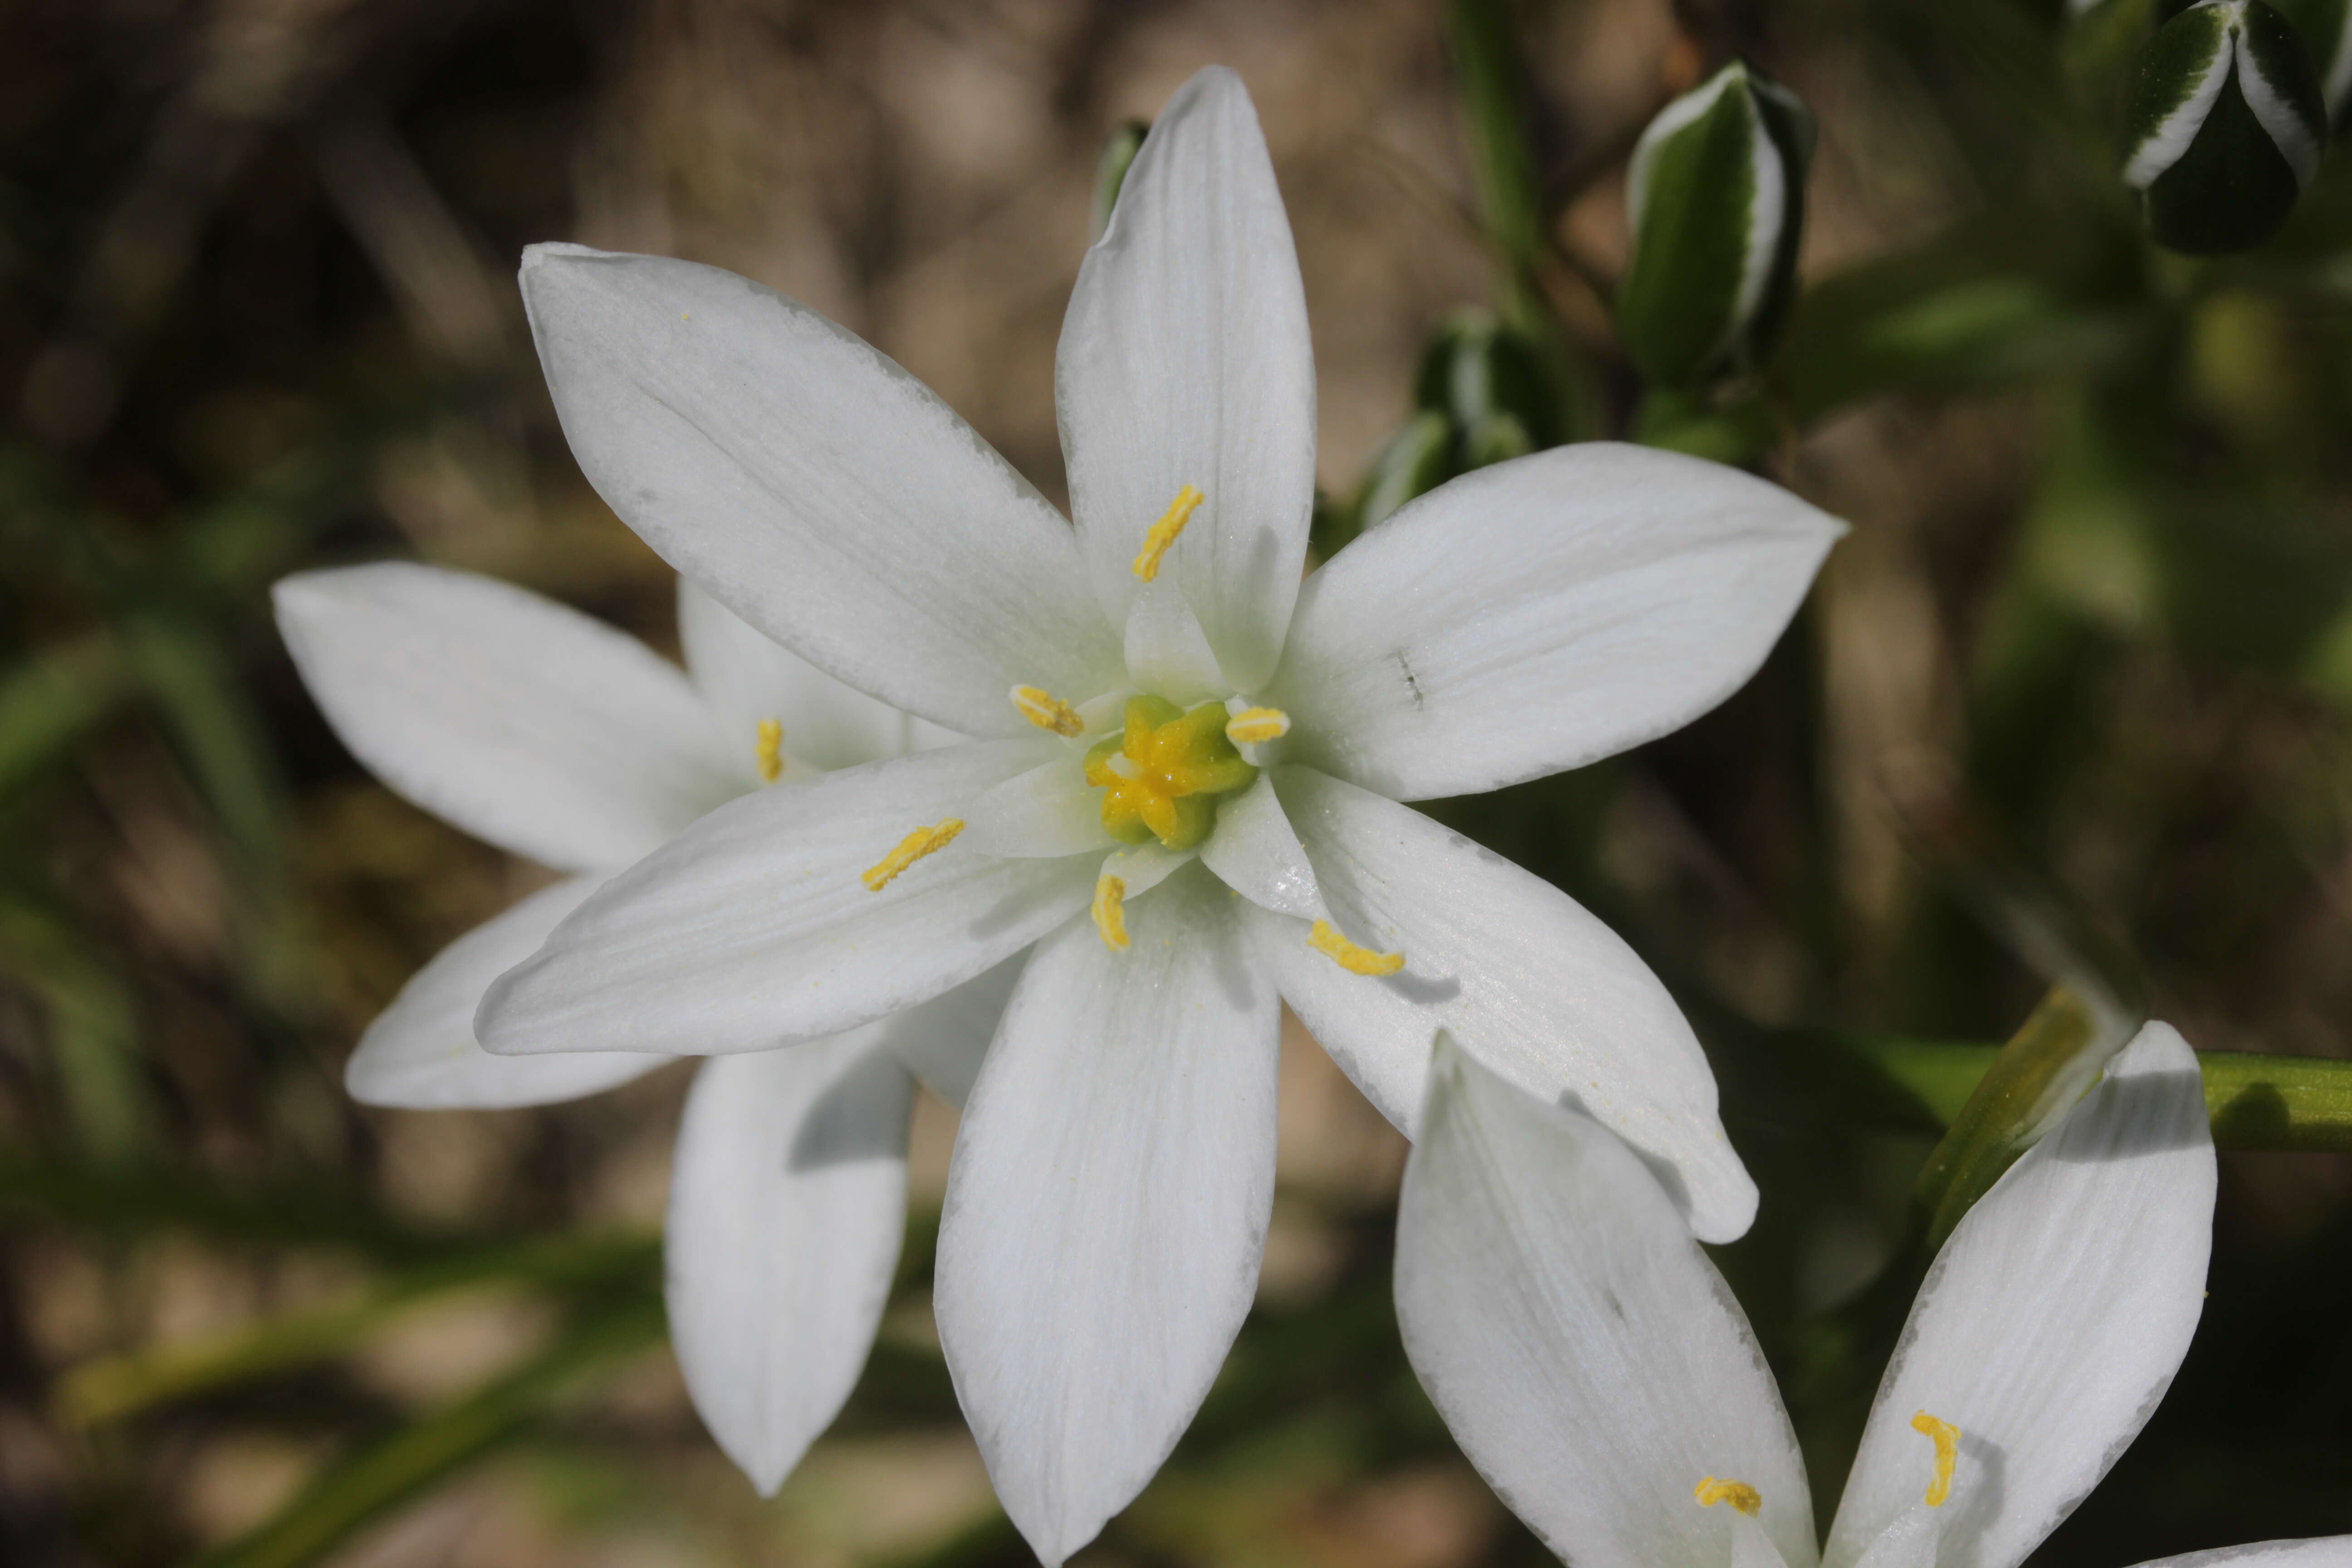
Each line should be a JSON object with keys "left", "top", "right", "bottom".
{"left": 1083, "top": 696, "right": 1258, "bottom": 852}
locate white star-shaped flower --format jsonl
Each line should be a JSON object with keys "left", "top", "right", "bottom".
{"left": 274, "top": 562, "right": 995, "bottom": 1495}
{"left": 1394, "top": 1022, "right": 2341, "bottom": 1568}
{"left": 479, "top": 65, "right": 1841, "bottom": 1561}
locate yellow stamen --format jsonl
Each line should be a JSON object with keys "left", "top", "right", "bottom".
{"left": 1693, "top": 1477, "right": 1762, "bottom": 1517}
{"left": 1911, "top": 1411, "right": 1960, "bottom": 1507}
{"left": 1093, "top": 873, "right": 1130, "bottom": 951}
{"left": 1224, "top": 706, "right": 1291, "bottom": 746}
{"left": 1132, "top": 485, "right": 1204, "bottom": 582}
{"left": 1012, "top": 685, "right": 1086, "bottom": 737}
{"left": 1309, "top": 919, "right": 1405, "bottom": 977}
{"left": 861, "top": 819, "right": 965, "bottom": 892}
{"left": 755, "top": 718, "right": 785, "bottom": 784}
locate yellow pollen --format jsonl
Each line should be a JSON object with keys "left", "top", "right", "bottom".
{"left": 1309, "top": 919, "right": 1405, "bottom": 977}
{"left": 861, "top": 819, "right": 965, "bottom": 892}
{"left": 1225, "top": 706, "right": 1291, "bottom": 746}
{"left": 1693, "top": 1477, "right": 1762, "bottom": 1517}
{"left": 1093, "top": 873, "right": 1130, "bottom": 951}
{"left": 1012, "top": 685, "right": 1085, "bottom": 737}
{"left": 1132, "top": 485, "right": 1204, "bottom": 581}
{"left": 755, "top": 719, "right": 785, "bottom": 784}
{"left": 1911, "top": 1411, "right": 1960, "bottom": 1507}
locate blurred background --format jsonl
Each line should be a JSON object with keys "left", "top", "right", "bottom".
{"left": 4, "top": 0, "right": 2352, "bottom": 1563}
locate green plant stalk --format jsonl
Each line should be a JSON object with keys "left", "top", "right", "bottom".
{"left": 1444, "top": 0, "right": 1599, "bottom": 440}
{"left": 1850, "top": 1034, "right": 2352, "bottom": 1155}
{"left": 61, "top": 1230, "right": 658, "bottom": 1426}
{"left": 196, "top": 1295, "right": 664, "bottom": 1568}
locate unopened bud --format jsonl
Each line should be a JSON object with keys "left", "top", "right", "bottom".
{"left": 2124, "top": 0, "right": 2325, "bottom": 254}
{"left": 1617, "top": 61, "right": 1814, "bottom": 388}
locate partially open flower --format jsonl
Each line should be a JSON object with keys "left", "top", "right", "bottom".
{"left": 2124, "top": 0, "right": 2326, "bottom": 254}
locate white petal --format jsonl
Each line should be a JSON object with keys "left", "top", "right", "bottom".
{"left": 667, "top": 1039, "right": 911, "bottom": 1495}
{"left": 961, "top": 755, "right": 1113, "bottom": 858}
{"left": 1269, "top": 444, "right": 1842, "bottom": 801}
{"left": 521, "top": 245, "right": 1122, "bottom": 733}
{"left": 935, "top": 865, "right": 1279, "bottom": 1565}
{"left": 2131, "top": 1540, "right": 2352, "bottom": 1568}
{"left": 1396, "top": 1038, "right": 1816, "bottom": 1568}
{"left": 345, "top": 875, "right": 668, "bottom": 1109}
{"left": 866, "top": 953, "right": 1024, "bottom": 1112}
{"left": 1057, "top": 66, "right": 1316, "bottom": 692}
{"left": 275, "top": 564, "right": 738, "bottom": 871}
{"left": 476, "top": 740, "right": 1093, "bottom": 1057}
{"left": 1099, "top": 840, "right": 1196, "bottom": 901}
{"left": 1122, "top": 577, "right": 1231, "bottom": 706}
{"left": 1254, "top": 766, "right": 1756, "bottom": 1243}
{"left": 1824, "top": 1023, "right": 2216, "bottom": 1568}
{"left": 676, "top": 579, "right": 958, "bottom": 777}
{"left": 1196, "top": 771, "right": 1323, "bottom": 918}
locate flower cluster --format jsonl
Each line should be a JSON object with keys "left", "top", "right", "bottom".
{"left": 272, "top": 59, "right": 2338, "bottom": 1568}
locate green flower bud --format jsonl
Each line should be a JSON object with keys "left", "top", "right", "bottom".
{"left": 2161, "top": 0, "right": 2350, "bottom": 115}
{"left": 1090, "top": 119, "right": 1148, "bottom": 242}
{"left": 2124, "top": 0, "right": 2326, "bottom": 254}
{"left": 1617, "top": 61, "right": 1815, "bottom": 388}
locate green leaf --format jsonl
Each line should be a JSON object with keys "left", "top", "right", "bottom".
{"left": 195, "top": 1297, "right": 664, "bottom": 1568}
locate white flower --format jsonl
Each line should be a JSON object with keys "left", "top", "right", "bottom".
{"left": 1392, "top": 1022, "right": 2344, "bottom": 1568}
{"left": 272, "top": 561, "right": 995, "bottom": 1494}
{"left": 480, "top": 64, "right": 1841, "bottom": 1563}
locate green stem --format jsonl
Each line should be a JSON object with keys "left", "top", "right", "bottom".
{"left": 61, "top": 1230, "right": 658, "bottom": 1426}
{"left": 1849, "top": 1033, "right": 2352, "bottom": 1153}
{"left": 195, "top": 1296, "right": 664, "bottom": 1568}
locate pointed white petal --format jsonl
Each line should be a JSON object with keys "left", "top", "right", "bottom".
{"left": 1396, "top": 1039, "right": 1816, "bottom": 1568}
{"left": 962, "top": 755, "right": 1114, "bottom": 858}
{"left": 1196, "top": 771, "right": 1323, "bottom": 918}
{"left": 867, "top": 953, "right": 1024, "bottom": 1112}
{"left": 477, "top": 740, "right": 1093, "bottom": 1057}
{"left": 275, "top": 564, "right": 738, "bottom": 871}
{"left": 1824, "top": 1023, "right": 2216, "bottom": 1568}
{"left": 521, "top": 245, "right": 1121, "bottom": 733}
{"left": 676, "top": 580, "right": 957, "bottom": 777}
{"left": 1270, "top": 444, "right": 1842, "bottom": 801}
{"left": 935, "top": 865, "right": 1279, "bottom": 1565}
{"left": 1122, "top": 578, "right": 1230, "bottom": 706}
{"left": 1255, "top": 766, "right": 1755, "bottom": 1243}
{"left": 667, "top": 1039, "right": 911, "bottom": 1495}
{"left": 2130, "top": 1540, "right": 2352, "bottom": 1568}
{"left": 345, "top": 875, "right": 668, "bottom": 1109}
{"left": 1058, "top": 66, "right": 1316, "bottom": 692}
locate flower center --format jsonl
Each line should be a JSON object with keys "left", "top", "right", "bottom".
{"left": 1084, "top": 695, "right": 1257, "bottom": 851}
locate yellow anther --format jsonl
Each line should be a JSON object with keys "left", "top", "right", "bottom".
{"left": 1309, "top": 919, "right": 1405, "bottom": 977}
{"left": 1011, "top": 685, "right": 1086, "bottom": 737}
{"left": 1225, "top": 706, "right": 1291, "bottom": 746}
{"left": 1093, "top": 873, "right": 1130, "bottom": 951}
{"left": 755, "top": 718, "right": 785, "bottom": 784}
{"left": 1694, "top": 1477, "right": 1763, "bottom": 1517}
{"left": 1132, "top": 485, "right": 1204, "bottom": 581}
{"left": 1911, "top": 1411, "right": 1960, "bottom": 1507}
{"left": 861, "top": 819, "right": 965, "bottom": 892}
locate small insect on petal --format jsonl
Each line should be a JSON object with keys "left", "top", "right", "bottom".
{"left": 861, "top": 819, "right": 965, "bottom": 891}
{"left": 1093, "top": 872, "right": 1130, "bottom": 951}
{"left": 1132, "top": 485, "right": 1204, "bottom": 582}
{"left": 1011, "top": 684, "right": 1086, "bottom": 737}
{"left": 1911, "top": 1411, "right": 1960, "bottom": 1507}
{"left": 1309, "top": 918, "right": 1405, "bottom": 977}
{"left": 1693, "top": 1476, "right": 1763, "bottom": 1517}
{"left": 755, "top": 718, "right": 785, "bottom": 783}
